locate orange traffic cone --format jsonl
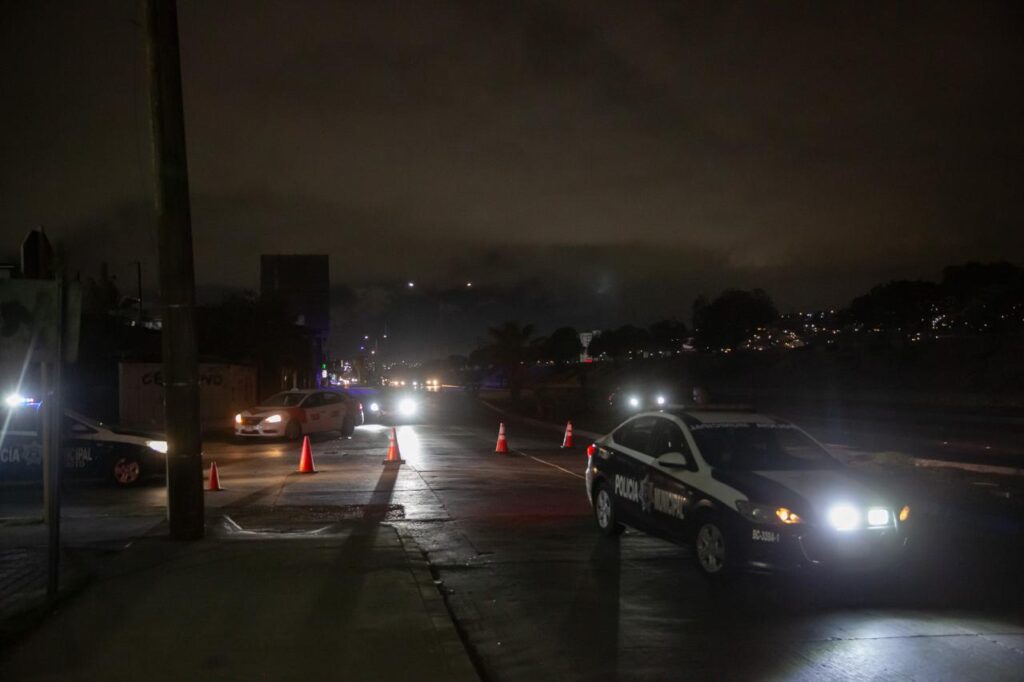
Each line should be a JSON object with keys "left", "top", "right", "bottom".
{"left": 297, "top": 436, "right": 317, "bottom": 473}
{"left": 383, "top": 427, "right": 405, "bottom": 466}
{"left": 561, "top": 421, "right": 574, "bottom": 449}
{"left": 206, "top": 461, "right": 224, "bottom": 491}
{"left": 495, "top": 422, "right": 509, "bottom": 454}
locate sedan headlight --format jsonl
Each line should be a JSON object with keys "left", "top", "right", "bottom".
{"left": 736, "top": 501, "right": 802, "bottom": 525}
{"left": 234, "top": 413, "right": 242, "bottom": 424}
{"left": 398, "top": 398, "right": 417, "bottom": 417}
{"left": 827, "top": 504, "right": 861, "bottom": 531}
{"left": 264, "top": 414, "right": 283, "bottom": 424}
{"left": 146, "top": 440, "right": 168, "bottom": 454}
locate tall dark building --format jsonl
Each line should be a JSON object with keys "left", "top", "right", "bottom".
{"left": 260, "top": 254, "right": 329, "bottom": 388}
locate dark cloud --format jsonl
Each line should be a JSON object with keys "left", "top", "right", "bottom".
{"left": 2, "top": 0, "right": 1022, "bottom": 354}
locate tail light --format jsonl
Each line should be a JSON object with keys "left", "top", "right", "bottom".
{"left": 586, "top": 443, "right": 596, "bottom": 457}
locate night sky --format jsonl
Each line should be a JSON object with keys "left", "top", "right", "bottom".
{"left": 2, "top": 1, "right": 1022, "bottom": 355}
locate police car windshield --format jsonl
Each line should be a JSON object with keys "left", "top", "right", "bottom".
{"left": 690, "top": 424, "right": 840, "bottom": 471}
{"left": 260, "top": 392, "right": 306, "bottom": 407}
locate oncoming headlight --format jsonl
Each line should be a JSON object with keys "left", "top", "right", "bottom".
{"left": 146, "top": 440, "right": 168, "bottom": 454}
{"left": 398, "top": 398, "right": 417, "bottom": 417}
{"left": 369, "top": 402, "right": 380, "bottom": 412}
{"left": 264, "top": 414, "right": 283, "bottom": 424}
{"left": 234, "top": 413, "right": 242, "bottom": 424}
{"left": 628, "top": 395, "right": 640, "bottom": 408}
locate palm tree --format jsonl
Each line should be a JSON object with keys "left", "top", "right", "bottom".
{"left": 486, "top": 321, "right": 536, "bottom": 403}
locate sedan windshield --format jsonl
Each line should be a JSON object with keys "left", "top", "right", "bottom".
{"left": 690, "top": 424, "right": 840, "bottom": 471}
{"left": 260, "top": 392, "right": 306, "bottom": 407}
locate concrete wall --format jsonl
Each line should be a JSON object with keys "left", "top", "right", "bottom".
{"left": 119, "top": 362, "right": 257, "bottom": 431}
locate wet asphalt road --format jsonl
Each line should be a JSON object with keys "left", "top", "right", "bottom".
{"left": 384, "top": 394, "right": 1024, "bottom": 681}
{"left": 10, "top": 390, "right": 1024, "bottom": 681}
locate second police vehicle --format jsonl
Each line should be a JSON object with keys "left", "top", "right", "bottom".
{"left": 586, "top": 407, "right": 911, "bottom": 576}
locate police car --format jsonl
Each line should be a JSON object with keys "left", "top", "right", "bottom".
{"left": 0, "top": 407, "right": 167, "bottom": 487}
{"left": 586, "top": 407, "right": 910, "bottom": 575}
{"left": 234, "top": 389, "right": 363, "bottom": 439}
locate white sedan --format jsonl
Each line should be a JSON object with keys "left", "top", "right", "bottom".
{"left": 234, "top": 389, "right": 363, "bottom": 440}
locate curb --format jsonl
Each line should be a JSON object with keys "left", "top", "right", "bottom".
{"left": 393, "top": 526, "right": 480, "bottom": 682}
{"left": 480, "top": 399, "right": 1024, "bottom": 478}
{"left": 911, "top": 457, "right": 1024, "bottom": 477}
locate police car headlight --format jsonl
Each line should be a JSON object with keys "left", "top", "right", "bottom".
{"left": 737, "top": 501, "right": 801, "bottom": 525}
{"left": 264, "top": 414, "right": 283, "bottom": 424}
{"left": 827, "top": 504, "right": 861, "bottom": 531}
{"left": 867, "top": 508, "right": 890, "bottom": 527}
{"left": 398, "top": 398, "right": 417, "bottom": 417}
{"left": 369, "top": 402, "right": 380, "bottom": 412}
{"left": 146, "top": 440, "right": 168, "bottom": 454}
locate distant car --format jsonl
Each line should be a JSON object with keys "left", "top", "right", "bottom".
{"left": 606, "top": 385, "right": 677, "bottom": 413}
{"left": 0, "top": 407, "right": 167, "bottom": 487}
{"left": 363, "top": 389, "right": 421, "bottom": 423}
{"left": 234, "top": 389, "right": 363, "bottom": 439}
{"left": 585, "top": 408, "right": 910, "bottom": 576}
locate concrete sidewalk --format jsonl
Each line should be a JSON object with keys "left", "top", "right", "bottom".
{"left": 0, "top": 521, "right": 477, "bottom": 681}
{"left": 0, "top": 432, "right": 479, "bottom": 682}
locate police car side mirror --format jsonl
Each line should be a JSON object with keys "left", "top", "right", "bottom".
{"left": 656, "top": 451, "right": 690, "bottom": 469}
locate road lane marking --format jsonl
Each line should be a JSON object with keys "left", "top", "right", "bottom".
{"left": 512, "top": 450, "right": 585, "bottom": 480}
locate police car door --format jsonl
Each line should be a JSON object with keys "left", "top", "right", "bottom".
{"left": 62, "top": 414, "right": 110, "bottom": 480}
{"left": 645, "top": 417, "right": 700, "bottom": 540}
{"left": 606, "top": 416, "right": 659, "bottom": 531}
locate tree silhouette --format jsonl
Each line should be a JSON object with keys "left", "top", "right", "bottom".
{"left": 693, "top": 289, "right": 778, "bottom": 350}
{"left": 539, "top": 326, "right": 581, "bottom": 363}
{"left": 485, "top": 321, "right": 536, "bottom": 403}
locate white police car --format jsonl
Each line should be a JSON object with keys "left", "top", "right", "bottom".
{"left": 585, "top": 408, "right": 910, "bottom": 575}
{"left": 0, "top": 407, "right": 167, "bottom": 487}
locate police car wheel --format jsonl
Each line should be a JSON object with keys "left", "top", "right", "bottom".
{"left": 285, "top": 420, "right": 302, "bottom": 441}
{"left": 594, "top": 483, "right": 623, "bottom": 536}
{"left": 112, "top": 456, "right": 142, "bottom": 487}
{"left": 695, "top": 519, "right": 728, "bottom": 576}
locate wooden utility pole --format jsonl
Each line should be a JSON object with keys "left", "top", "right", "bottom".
{"left": 145, "top": 0, "right": 204, "bottom": 540}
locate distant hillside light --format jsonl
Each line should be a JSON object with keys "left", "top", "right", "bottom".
{"left": 407, "top": 281, "right": 415, "bottom": 288}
